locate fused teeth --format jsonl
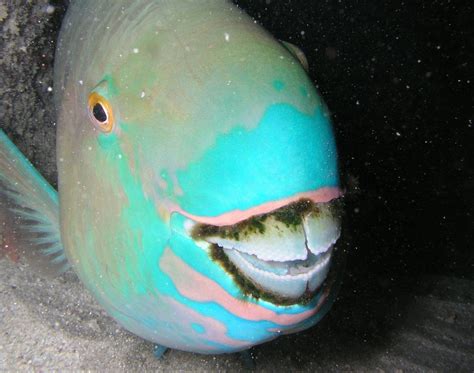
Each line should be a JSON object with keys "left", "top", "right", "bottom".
{"left": 224, "top": 247, "right": 333, "bottom": 299}
{"left": 303, "top": 205, "right": 341, "bottom": 256}
{"left": 206, "top": 205, "right": 340, "bottom": 262}
{"left": 185, "top": 199, "right": 342, "bottom": 300}
{"left": 205, "top": 215, "right": 308, "bottom": 262}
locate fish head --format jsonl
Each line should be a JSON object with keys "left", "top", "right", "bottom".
{"left": 56, "top": 2, "right": 343, "bottom": 353}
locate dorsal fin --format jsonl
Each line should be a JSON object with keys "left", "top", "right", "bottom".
{"left": 0, "top": 130, "right": 69, "bottom": 277}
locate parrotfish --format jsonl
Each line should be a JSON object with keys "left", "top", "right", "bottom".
{"left": 0, "top": 0, "right": 343, "bottom": 355}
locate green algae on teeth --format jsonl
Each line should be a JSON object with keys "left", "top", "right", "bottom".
{"left": 191, "top": 199, "right": 317, "bottom": 242}
{"left": 209, "top": 243, "right": 315, "bottom": 306}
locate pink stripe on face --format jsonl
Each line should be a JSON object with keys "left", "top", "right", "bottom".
{"left": 172, "top": 187, "right": 342, "bottom": 226}
{"left": 163, "top": 295, "right": 251, "bottom": 349}
{"left": 159, "top": 248, "right": 327, "bottom": 327}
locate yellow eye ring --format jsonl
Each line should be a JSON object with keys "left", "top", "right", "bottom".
{"left": 88, "top": 92, "right": 114, "bottom": 132}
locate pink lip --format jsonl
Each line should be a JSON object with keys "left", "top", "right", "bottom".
{"left": 172, "top": 187, "right": 342, "bottom": 227}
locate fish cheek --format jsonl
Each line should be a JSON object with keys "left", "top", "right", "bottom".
{"left": 62, "top": 143, "right": 124, "bottom": 261}
{"left": 64, "top": 133, "right": 171, "bottom": 303}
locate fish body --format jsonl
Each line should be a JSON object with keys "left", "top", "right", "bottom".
{"left": 1, "top": 0, "right": 343, "bottom": 354}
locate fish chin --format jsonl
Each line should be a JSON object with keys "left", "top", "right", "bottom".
{"left": 189, "top": 198, "right": 342, "bottom": 305}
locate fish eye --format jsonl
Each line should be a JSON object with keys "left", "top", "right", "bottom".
{"left": 88, "top": 92, "right": 114, "bottom": 132}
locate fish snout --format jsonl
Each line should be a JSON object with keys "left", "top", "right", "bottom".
{"left": 175, "top": 103, "right": 339, "bottom": 219}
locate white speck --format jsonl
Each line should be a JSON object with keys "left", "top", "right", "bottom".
{"left": 133, "top": 48, "right": 139, "bottom": 54}
{"left": 78, "top": 80, "right": 83, "bottom": 85}
{"left": 224, "top": 32, "right": 230, "bottom": 41}
{"left": 45, "top": 5, "right": 55, "bottom": 14}
{"left": 140, "top": 91, "right": 146, "bottom": 98}
{"left": 183, "top": 219, "right": 196, "bottom": 234}
{"left": 396, "top": 131, "right": 401, "bottom": 137}
{"left": 279, "top": 55, "right": 285, "bottom": 59}
{"left": 47, "top": 86, "right": 53, "bottom": 92}
{"left": 356, "top": 100, "right": 360, "bottom": 105}
{"left": 88, "top": 146, "right": 92, "bottom": 151}
{"left": 59, "top": 157, "right": 64, "bottom": 162}
{"left": 417, "top": 59, "right": 421, "bottom": 63}
{"left": 301, "top": 30, "right": 305, "bottom": 36}
{"left": 118, "top": 154, "right": 123, "bottom": 159}
{"left": 226, "top": 80, "right": 232, "bottom": 86}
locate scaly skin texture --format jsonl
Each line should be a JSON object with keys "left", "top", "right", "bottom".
{"left": 55, "top": 0, "right": 340, "bottom": 353}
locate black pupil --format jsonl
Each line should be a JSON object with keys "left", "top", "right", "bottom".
{"left": 92, "top": 103, "right": 107, "bottom": 123}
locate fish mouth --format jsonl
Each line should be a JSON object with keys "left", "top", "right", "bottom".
{"left": 188, "top": 198, "right": 342, "bottom": 305}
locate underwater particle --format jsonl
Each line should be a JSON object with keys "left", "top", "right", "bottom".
{"left": 45, "top": 5, "right": 55, "bottom": 14}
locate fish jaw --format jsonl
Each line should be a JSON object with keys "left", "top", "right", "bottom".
{"left": 171, "top": 190, "right": 343, "bottom": 305}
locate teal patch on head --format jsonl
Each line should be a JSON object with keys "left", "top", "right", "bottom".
{"left": 97, "top": 74, "right": 120, "bottom": 97}
{"left": 175, "top": 103, "right": 339, "bottom": 216}
{"left": 300, "top": 86, "right": 309, "bottom": 98}
{"left": 89, "top": 75, "right": 120, "bottom": 103}
{"left": 191, "top": 323, "right": 205, "bottom": 334}
{"left": 273, "top": 80, "right": 286, "bottom": 91}
{"left": 97, "top": 132, "right": 118, "bottom": 149}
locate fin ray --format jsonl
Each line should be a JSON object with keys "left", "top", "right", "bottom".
{"left": 0, "top": 130, "right": 69, "bottom": 276}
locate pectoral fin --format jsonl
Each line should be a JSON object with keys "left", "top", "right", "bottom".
{"left": 0, "top": 130, "right": 69, "bottom": 277}
{"left": 281, "top": 41, "right": 309, "bottom": 72}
